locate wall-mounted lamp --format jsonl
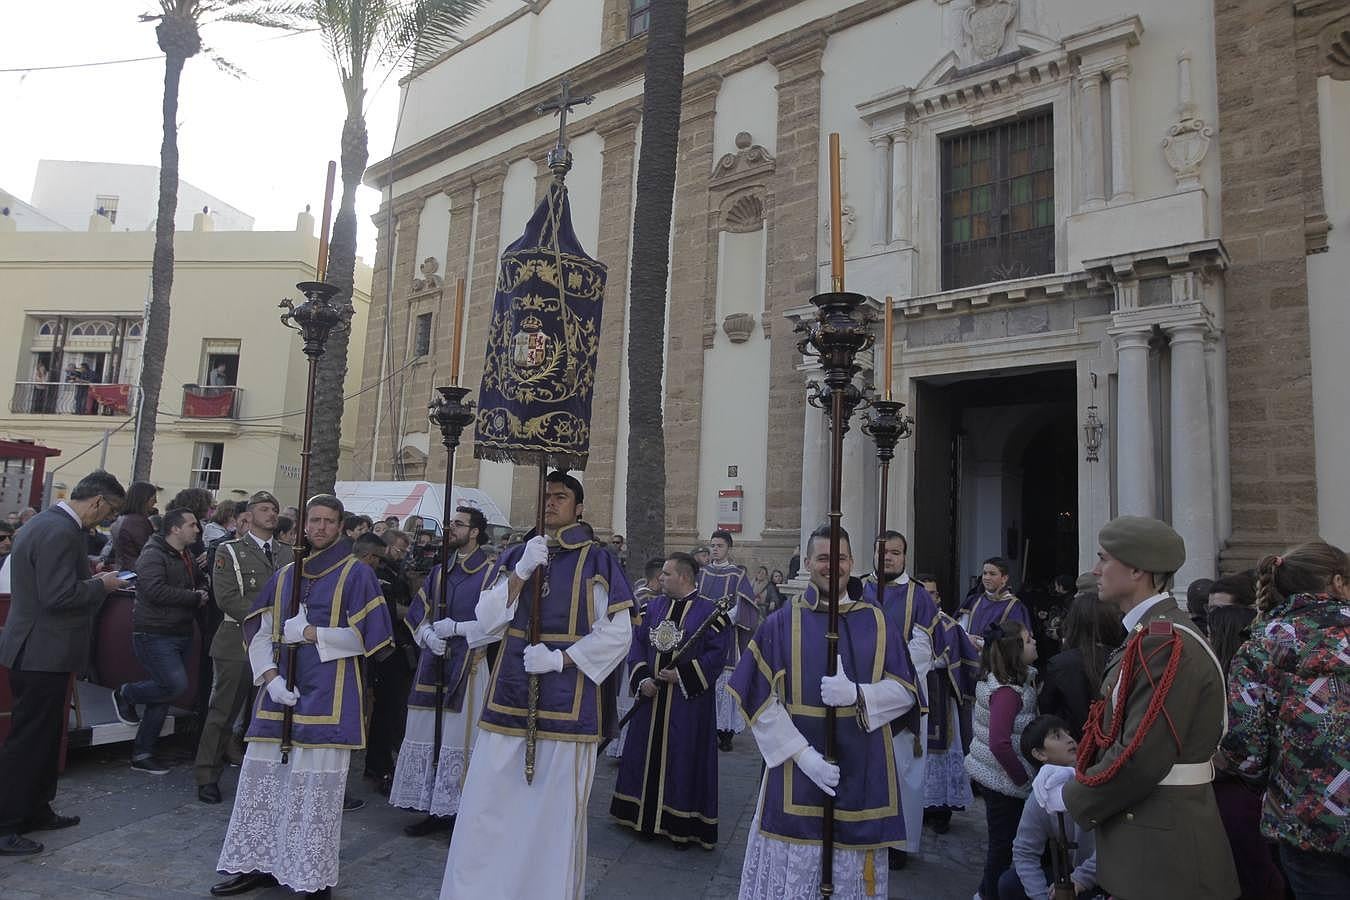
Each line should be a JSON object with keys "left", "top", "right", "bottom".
{"left": 1084, "top": 403, "right": 1105, "bottom": 462}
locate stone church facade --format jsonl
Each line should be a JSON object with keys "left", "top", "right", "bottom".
{"left": 356, "top": 0, "right": 1350, "bottom": 595}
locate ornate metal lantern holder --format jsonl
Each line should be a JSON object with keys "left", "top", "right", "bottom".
{"left": 796, "top": 291, "right": 875, "bottom": 432}
{"left": 429, "top": 385, "right": 477, "bottom": 453}
{"left": 861, "top": 399, "right": 914, "bottom": 462}
{"left": 280, "top": 281, "right": 349, "bottom": 360}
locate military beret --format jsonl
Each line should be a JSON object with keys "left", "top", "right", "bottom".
{"left": 247, "top": 490, "right": 281, "bottom": 509}
{"left": 1098, "top": 516, "right": 1185, "bottom": 574}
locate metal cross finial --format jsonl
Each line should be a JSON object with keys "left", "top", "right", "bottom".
{"left": 536, "top": 77, "right": 594, "bottom": 181}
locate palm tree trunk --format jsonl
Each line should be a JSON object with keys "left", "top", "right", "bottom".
{"left": 133, "top": 48, "right": 188, "bottom": 482}
{"left": 309, "top": 111, "right": 369, "bottom": 496}
{"left": 624, "top": 0, "right": 689, "bottom": 571}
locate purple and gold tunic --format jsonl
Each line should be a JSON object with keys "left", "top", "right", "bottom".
{"left": 861, "top": 576, "right": 940, "bottom": 644}
{"left": 610, "top": 590, "right": 730, "bottom": 846}
{"left": 405, "top": 548, "right": 495, "bottom": 712}
{"left": 728, "top": 587, "right": 920, "bottom": 849}
{"left": 478, "top": 524, "right": 635, "bottom": 742}
{"left": 698, "top": 561, "right": 758, "bottom": 670}
{"left": 926, "top": 612, "right": 979, "bottom": 754}
{"left": 960, "top": 590, "right": 1032, "bottom": 641}
{"left": 243, "top": 540, "right": 393, "bottom": 749}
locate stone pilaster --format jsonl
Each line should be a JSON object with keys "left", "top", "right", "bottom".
{"left": 458, "top": 168, "right": 507, "bottom": 489}
{"left": 380, "top": 202, "right": 424, "bottom": 480}
{"left": 585, "top": 111, "right": 641, "bottom": 536}
{"left": 763, "top": 35, "right": 826, "bottom": 541}
{"left": 427, "top": 181, "right": 476, "bottom": 485}
{"left": 1112, "top": 328, "right": 1155, "bottom": 517}
{"left": 663, "top": 73, "right": 722, "bottom": 537}
{"left": 1215, "top": 0, "right": 1319, "bottom": 561}
{"left": 353, "top": 203, "right": 394, "bottom": 478}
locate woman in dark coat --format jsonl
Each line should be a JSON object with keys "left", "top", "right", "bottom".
{"left": 1036, "top": 591, "right": 1123, "bottom": 738}
{"left": 112, "top": 481, "right": 159, "bottom": 572}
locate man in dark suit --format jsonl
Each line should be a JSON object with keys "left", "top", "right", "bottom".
{"left": 0, "top": 470, "right": 128, "bottom": 855}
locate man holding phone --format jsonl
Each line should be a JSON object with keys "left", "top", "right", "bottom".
{"left": 114, "top": 507, "right": 209, "bottom": 774}
{"left": 0, "top": 471, "right": 129, "bottom": 855}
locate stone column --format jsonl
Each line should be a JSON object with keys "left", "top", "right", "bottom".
{"left": 764, "top": 35, "right": 826, "bottom": 540}
{"left": 586, "top": 112, "right": 640, "bottom": 536}
{"left": 1079, "top": 72, "right": 1106, "bottom": 210}
{"left": 798, "top": 373, "right": 828, "bottom": 568}
{"left": 1108, "top": 65, "right": 1134, "bottom": 202}
{"left": 383, "top": 204, "right": 423, "bottom": 480}
{"left": 423, "top": 181, "right": 476, "bottom": 485}
{"left": 355, "top": 203, "right": 395, "bottom": 478}
{"left": 890, "top": 127, "right": 911, "bottom": 245}
{"left": 871, "top": 135, "right": 890, "bottom": 247}
{"left": 842, "top": 416, "right": 877, "bottom": 575}
{"left": 1169, "top": 323, "right": 1217, "bottom": 584}
{"left": 454, "top": 170, "right": 505, "bottom": 489}
{"left": 663, "top": 74, "right": 722, "bottom": 538}
{"left": 1114, "top": 329, "right": 1155, "bottom": 517}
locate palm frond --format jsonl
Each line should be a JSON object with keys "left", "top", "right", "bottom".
{"left": 373, "top": 0, "right": 485, "bottom": 70}
{"left": 215, "top": 2, "right": 312, "bottom": 30}
{"left": 208, "top": 52, "right": 247, "bottom": 77}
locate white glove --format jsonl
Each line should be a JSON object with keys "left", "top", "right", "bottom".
{"left": 266, "top": 676, "right": 300, "bottom": 707}
{"left": 432, "top": 618, "right": 459, "bottom": 639}
{"left": 819, "top": 655, "right": 857, "bottom": 707}
{"left": 283, "top": 608, "right": 309, "bottom": 644}
{"left": 426, "top": 633, "right": 448, "bottom": 657}
{"left": 523, "top": 642, "right": 564, "bottom": 674}
{"left": 514, "top": 536, "right": 549, "bottom": 580}
{"left": 793, "top": 746, "right": 840, "bottom": 797}
{"left": 1032, "top": 764, "right": 1074, "bottom": 814}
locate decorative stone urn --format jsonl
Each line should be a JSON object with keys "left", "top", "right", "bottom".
{"left": 722, "top": 312, "right": 757, "bottom": 343}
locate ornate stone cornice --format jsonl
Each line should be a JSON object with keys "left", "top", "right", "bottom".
{"left": 711, "top": 132, "right": 776, "bottom": 189}
{"left": 366, "top": 0, "right": 913, "bottom": 189}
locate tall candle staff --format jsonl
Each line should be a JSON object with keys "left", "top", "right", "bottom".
{"left": 862, "top": 297, "right": 914, "bottom": 585}
{"left": 275, "top": 163, "right": 345, "bottom": 764}
{"left": 427, "top": 277, "right": 474, "bottom": 773}
{"left": 795, "top": 133, "right": 873, "bottom": 897}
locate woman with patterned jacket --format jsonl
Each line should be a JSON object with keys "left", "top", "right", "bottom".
{"left": 1219, "top": 540, "right": 1350, "bottom": 899}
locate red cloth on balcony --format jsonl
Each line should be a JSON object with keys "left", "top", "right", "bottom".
{"left": 88, "top": 384, "right": 131, "bottom": 414}
{"left": 182, "top": 388, "right": 235, "bottom": 418}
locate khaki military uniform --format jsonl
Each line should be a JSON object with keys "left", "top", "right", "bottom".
{"left": 1063, "top": 599, "right": 1239, "bottom": 900}
{"left": 193, "top": 534, "right": 293, "bottom": 787}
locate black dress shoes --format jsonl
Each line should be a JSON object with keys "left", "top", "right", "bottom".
{"left": 888, "top": 847, "right": 909, "bottom": 870}
{"left": 403, "top": 814, "right": 453, "bottom": 837}
{"left": 198, "top": 783, "right": 223, "bottom": 804}
{"left": 209, "top": 872, "right": 278, "bottom": 896}
{"left": 21, "top": 811, "right": 80, "bottom": 832}
{"left": 304, "top": 889, "right": 331, "bottom": 898}
{"left": 0, "top": 834, "right": 43, "bottom": 855}
{"left": 342, "top": 794, "right": 365, "bottom": 812}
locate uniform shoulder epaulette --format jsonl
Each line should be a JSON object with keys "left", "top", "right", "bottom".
{"left": 1148, "top": 620, "right": 1174, "bottom": 636}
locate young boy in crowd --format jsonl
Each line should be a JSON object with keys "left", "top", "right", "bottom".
{"left": 1002, "top": 715, "right": 1100, "bottom": 900}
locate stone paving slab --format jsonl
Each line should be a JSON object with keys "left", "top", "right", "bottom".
{"left": 0, "top": 733, "right": 985, "bottom": 897}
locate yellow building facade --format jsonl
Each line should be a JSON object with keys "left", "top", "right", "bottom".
{"left": 0, "top": 209, "right": 371, "bottom": 505}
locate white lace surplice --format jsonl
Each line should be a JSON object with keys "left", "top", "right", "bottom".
{"left": 715, "top": 669, "right": 745, "bottom": 734}
{"left": 738, "top": 790, "right": 888, "bottom": 900}
{"left": 216, "top": 743, "right": 348, "bottom": 893}
{"left": 388, "top": 653, "right": 489, "bottom": 816}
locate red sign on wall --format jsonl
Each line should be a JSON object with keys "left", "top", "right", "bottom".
{"left": 717, "top": 488, "right": 743, "bottom": 533}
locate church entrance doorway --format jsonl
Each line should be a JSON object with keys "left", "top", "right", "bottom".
{"left": 911, "top": 366, "right": 1077, "bottom": 612}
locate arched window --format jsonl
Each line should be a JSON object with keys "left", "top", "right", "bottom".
{"left": 128, "top": 322, "right": 143, "bottom": 338}
{"left": 69, "top": 320, "right": 116, "bottom": 337}
{"left": 37, "top": 321, "right": 56, "bottom": 336}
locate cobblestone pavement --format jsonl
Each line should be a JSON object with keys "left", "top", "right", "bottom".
{"left": 0, "top": 733, "right": 985, "bottom": 898}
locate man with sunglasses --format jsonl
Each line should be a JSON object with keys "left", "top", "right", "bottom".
{"left": 0, "top": 471, "right": 129, "bottom": 855}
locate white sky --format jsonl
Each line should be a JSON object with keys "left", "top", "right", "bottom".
{"left": 0, "top": 1, "right": 410, "bottom": 259}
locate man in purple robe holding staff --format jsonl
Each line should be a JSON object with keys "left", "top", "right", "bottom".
{"left": 611, "top": 551, "right": 729, "bottom": 848}
{"left": 440, "top": 471, "right": 633, "bottom": 900}
{"left": 730, "top": 525, "right": 920, "bottom": 899}
{"left": 389, "top": 504, "right": 498, "bottom": 837}
{"left": 699, "top": 530, "right": 758, "bottom": 752}
{"left": 211, "top": 495, "right": 394, "bottom": 899}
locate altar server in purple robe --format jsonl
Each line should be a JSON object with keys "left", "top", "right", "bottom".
{"left": 922, "top": 602, "right": 979, "bottom": 834}
{"left": 699, "top": 529, "right": 758, "bottom": 752}
{"left": 861, "top": 530, "right": 937, "bottom": 869}
{"left": 441, "top": 471, "right": 633, "bottom": 900}
{"left": 959, "top": 556, "right": 1032, "bottom": 649}
{"left": 730, "top": 525, "right": 920, "bottom": 899}
{"left": 611, "top": 552, "right": 729, "bottom": 848}
{"left": 606, "top": 556, "right": 664, "bottom": 761}
{"left": 212, "top": 495, "right": 394, "bottom": 898}
{"left": 389, "top": 505, "right": 498, "bottom": 837}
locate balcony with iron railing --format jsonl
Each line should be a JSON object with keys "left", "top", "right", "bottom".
{"left": 10, "top": 382, "right": 137, "bottom": 416}
{"left": 181, "top": 385, "right": 241, "bottom": 419}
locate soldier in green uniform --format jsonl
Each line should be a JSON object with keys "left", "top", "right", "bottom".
{"left": 1032, "top": 516, "right": 1239, "bottom": 900}
{"left": 194, "top": 491, "right": 294, "bottom": 804}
